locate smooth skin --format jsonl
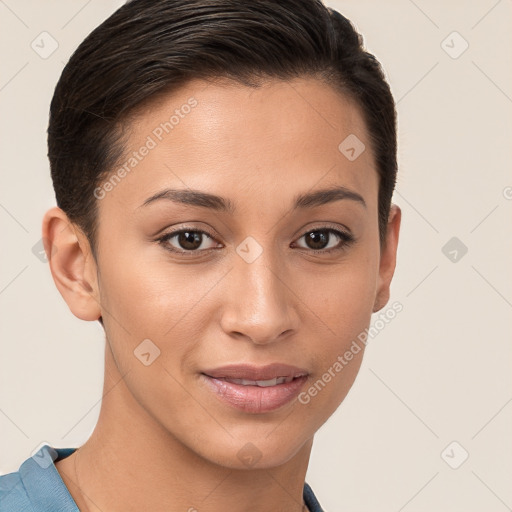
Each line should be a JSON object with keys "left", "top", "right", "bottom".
{"left": 44, "top": 77, "right": 401, "bottom": 512}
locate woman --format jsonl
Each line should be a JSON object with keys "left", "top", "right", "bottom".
{"left": 0, "top": 0, "right": 400, "bottom": 510}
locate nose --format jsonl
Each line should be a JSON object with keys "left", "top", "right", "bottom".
{"left": 219, "top": 248, "right": 300, "bottom": 346}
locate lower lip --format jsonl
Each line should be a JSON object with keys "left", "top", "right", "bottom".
{"left": 201, "top": 374, "right": 308, "bottom": 414}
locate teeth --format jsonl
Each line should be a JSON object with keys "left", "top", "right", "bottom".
{"left": 224, "top": 377, "right": 289, "bottom": 387}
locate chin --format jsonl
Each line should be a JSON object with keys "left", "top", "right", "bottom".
{"left": 192, "top": 428, "right": 313, "bottom": 471}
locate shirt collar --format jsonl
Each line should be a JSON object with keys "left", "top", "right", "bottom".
{"left": 19, "top": 444, "right": 79, "bottom": 512}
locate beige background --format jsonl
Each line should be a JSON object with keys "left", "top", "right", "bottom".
{"left": 1, "top": 1, "right": 511, "bottom": 510}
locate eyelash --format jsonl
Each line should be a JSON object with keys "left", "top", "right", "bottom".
{"left": 155, "top": 226, "right": 355, "bottom": 256}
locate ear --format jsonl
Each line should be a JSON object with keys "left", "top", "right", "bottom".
{"left": 373, "top": 204, "right": 401, "bottom": 312}
{"left": 42, "top": 206, "right": 102, "bottom": 321}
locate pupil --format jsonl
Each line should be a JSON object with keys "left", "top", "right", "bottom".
{"left": 179, "top": 231, "right": 201, "bottom": 250}
{"left": 307, "top": 230, "right": 328, "bottom": 250}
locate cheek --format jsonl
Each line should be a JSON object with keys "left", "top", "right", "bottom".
{"left": 296, "top": 254, "right": 378, "bottom": 344}
{"left": 305, "top": 275, "right": 373, "bottom": 387}
{"left": 291, "top": 253, "right": 378, "bottom": 410}
{"left": 95, "top": 258, "right": 210, "bottom": 407}
{"left": 96, "top": 249, "right": 225, "bottom": 385}
{"left": 98, "top": 250, "right": 208, "bottom": 333}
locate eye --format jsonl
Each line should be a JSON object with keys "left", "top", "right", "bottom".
{"left": 293, "top": 228, "right": 355, "bottom": 254}
{"left": 156, "top": 226, "right": 355, "bottom": 256}
{"left": 157, "top": 228, "right": 221, "bottom": 254}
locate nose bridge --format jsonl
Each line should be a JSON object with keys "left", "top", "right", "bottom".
{"left": 220, "top": 240, "right": 298, "bottom": 344}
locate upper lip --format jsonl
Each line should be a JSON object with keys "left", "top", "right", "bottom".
{"left": 202, "top": 363, "right": 309, "bottom": 381}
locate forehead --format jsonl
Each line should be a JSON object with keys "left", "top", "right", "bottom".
{"left": 100, "top": 76, "right": 377, "bottom": 214}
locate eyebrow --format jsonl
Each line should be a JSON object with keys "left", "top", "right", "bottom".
{"left": 139, "top": 185, "right": 366, "bottom": 212}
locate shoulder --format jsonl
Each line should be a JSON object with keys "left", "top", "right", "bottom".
{"left": 0, "top": 445, "right": 78, "bottom": 512}
{"left": 0, "top": 468, "right": 33, "bottom": 511}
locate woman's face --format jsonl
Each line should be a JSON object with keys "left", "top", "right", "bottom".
{"left": 84, "top": 77, "right": 399, "bottom": 468}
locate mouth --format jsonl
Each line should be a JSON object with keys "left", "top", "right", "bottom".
{"left": 200, "top": 363, "right": 309, "bottom": 414}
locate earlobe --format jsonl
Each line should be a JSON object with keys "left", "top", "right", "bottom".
{"left": 42, "top": 206, "right": 102, "bottom": 321}
{"left": 373, "top": 204, "right": 401, "bottom": 313}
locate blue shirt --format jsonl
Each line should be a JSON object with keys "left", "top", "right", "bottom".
{"left": 0, "top": 444, "right": 324, "bottom": 511}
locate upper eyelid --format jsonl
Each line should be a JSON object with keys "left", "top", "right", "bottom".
{"left": 160, "top": 224, "right": 351, "bottom": 240}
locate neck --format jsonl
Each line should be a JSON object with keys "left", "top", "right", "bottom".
{"left": 57, "top": 343, "right": 312, "bottom": 512}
